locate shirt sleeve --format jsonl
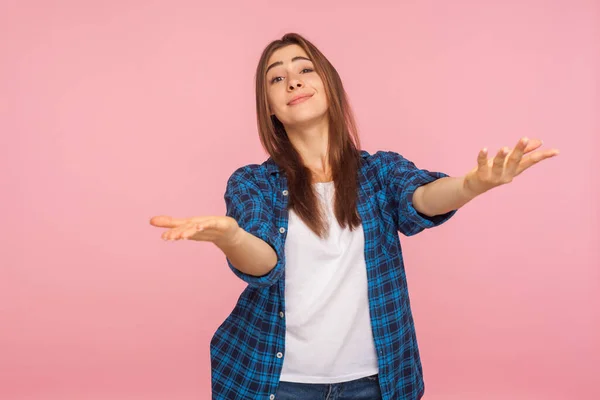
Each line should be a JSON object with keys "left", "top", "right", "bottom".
{"left": 377, "top": 151, "right": 457, "bottom": 236}
{"left": 223, "top": 167, "right": 285, "bottom": 288}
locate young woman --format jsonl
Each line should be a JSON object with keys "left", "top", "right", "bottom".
{"left": 150, "top": 33, "right": 559, "bottom": 400}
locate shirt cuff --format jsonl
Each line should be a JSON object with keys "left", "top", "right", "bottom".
{"left": 403, "top": 171, "right": 458, "bottom": 231}
{"left": 226, "top": 225, "right": 285, "bottom": 289}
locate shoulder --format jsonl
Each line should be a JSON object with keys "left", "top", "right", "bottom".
{"left": 225, "top": 157, "right": 278, "bottom": 192}
{"left": 360, "top": 149, "right": 411, "bottom": 172}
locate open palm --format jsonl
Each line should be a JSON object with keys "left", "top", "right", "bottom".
{"left": 149, "top": 215, "right": 240, "bottom": 245}
{"left": 464, "top": 137, "right": 560, "bottom": 195}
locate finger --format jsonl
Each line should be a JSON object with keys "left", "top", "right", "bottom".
{"left": 161, "top": 229, "right": 174, "bottom": 241}
{"left": 181, "top": 223, "right": 206, "bottom": 240}
{"left": 491, "top": 147, "right": 509, "bottom": 177}
{"left": 163, "top": 223, "right": 195, "bottom": 241}
{"left": 161, "top": 227, "right": 181, "bottom": 241}
{"left": 523, "top": 138, "right": 543, "bottom": 153}
{"left": 516, "top": 149, "right": 560, "bottom": 175}
{"left": 505, "top": 137, "right": 528, "bottom": 176}
{"left": 150, "top": 215, "right": 186, "bottom": 229}
{"left": 477, "top": 148, "right": 489, "bottom": 169}
{"left": 150, "top": 215, "right": 212, "bottom": 228}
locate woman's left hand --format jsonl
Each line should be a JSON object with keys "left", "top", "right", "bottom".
{"left": 463, "top": 137, "right": 560, "bottom": 196}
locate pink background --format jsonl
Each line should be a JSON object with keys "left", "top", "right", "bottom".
{"left": 1, "top": 0, "right": 598, "bottom": 399}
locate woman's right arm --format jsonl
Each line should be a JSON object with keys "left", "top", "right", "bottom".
{"left": 152, "top": 167, "right": 285, "bottom": 288}
{"left": 150, "top": 215, "right": 278, "bottom": 278}
{"left": 214, "top": 224, "right": 278, "bottom": 278}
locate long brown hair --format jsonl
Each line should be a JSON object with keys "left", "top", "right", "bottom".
{"left": 255, "top": 33, "right": 362, "bottom": 238}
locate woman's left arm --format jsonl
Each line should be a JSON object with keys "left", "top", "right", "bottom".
{"left": 412, "top": 137, "right": 560, "bottom": 217}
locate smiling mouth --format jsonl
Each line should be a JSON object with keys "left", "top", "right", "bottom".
{"left": 288, "top": 95, "right": 313, "bottom": 106}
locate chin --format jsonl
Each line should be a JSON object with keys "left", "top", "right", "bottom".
{"left": 284, "top": 107, "right": 329, "bottom": 127}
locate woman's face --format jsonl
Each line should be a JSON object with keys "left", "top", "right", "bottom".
{"left": 265, "top": 44, "right": 329, "bottom": 128}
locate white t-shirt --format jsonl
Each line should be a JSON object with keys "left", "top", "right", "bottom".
{"left": 279, "top": 181, "right": 379, "bottom": 383}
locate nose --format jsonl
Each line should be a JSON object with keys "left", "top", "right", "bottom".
{"left": 288, "top": 80, "right": 303, "bottom": 91}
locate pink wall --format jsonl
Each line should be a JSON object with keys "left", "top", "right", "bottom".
{"left": 1, "top": 1, "right": 598, "bottom": 399}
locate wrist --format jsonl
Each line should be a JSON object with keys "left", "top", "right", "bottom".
{"left": 462, "top": 172, "right": 488, "bottom": 198}
{"left": 215, "top": 227, "right": 245, "bottom": 250}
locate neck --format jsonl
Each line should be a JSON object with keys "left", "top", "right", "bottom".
{"left": 285, "top": 116, "right": 331, "bottom": 182}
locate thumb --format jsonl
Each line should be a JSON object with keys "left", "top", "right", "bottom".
{"left": 149, "top": 215, "right": 187, "bottom": 228}
{"left": 150, "top": 215, "right": 214, "bottom": 228}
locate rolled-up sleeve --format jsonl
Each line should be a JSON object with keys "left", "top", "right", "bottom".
{"left": 377, "top": 151, "right": 457, "bottom": 236}
{"left": 223, "top": 168, "right": 285, "bottom": 288}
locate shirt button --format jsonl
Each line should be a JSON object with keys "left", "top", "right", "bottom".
{"left": 276, "top": 352, "right": 283, "bottom": 358}
{"left": 282, "top": 190, "right": 289, "bottom": 196}
{"left": 269, "top": 395, "right": 275, "bottom": 400}
{"left": 279, "top": 311, "right": 284, "bottom": 318}
{"left": 279, "top": 227, "right": 286, "bottom": 234}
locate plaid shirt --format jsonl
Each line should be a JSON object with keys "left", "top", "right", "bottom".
{"left": 210, "top": 150, "right": 457, "bottom": 400}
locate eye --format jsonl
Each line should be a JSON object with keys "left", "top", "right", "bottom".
{"left": 269, "top": 68, "right": 314, "bottom": 84}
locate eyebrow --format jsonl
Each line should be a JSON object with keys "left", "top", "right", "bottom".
{"left": 266, "top": 56, "right": 312, "bottom": 75}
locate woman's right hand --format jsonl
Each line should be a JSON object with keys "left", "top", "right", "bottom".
{"left": 149, "top": 215, "right": 242, "bottom": 247}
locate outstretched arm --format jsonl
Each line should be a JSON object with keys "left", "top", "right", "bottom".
{"left": 150, "top": 215, "right": 278, "bottom": 277}
{"left": 412, "top": 137, "right": 560, "bottom": 217}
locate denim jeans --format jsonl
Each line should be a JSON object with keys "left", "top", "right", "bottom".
{"left": 275, "top": 374, "right": 382, "bottom": 400}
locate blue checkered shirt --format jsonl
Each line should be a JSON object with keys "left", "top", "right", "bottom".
{"left": 210, "top": 150, "right": 457, "bottom": 399}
